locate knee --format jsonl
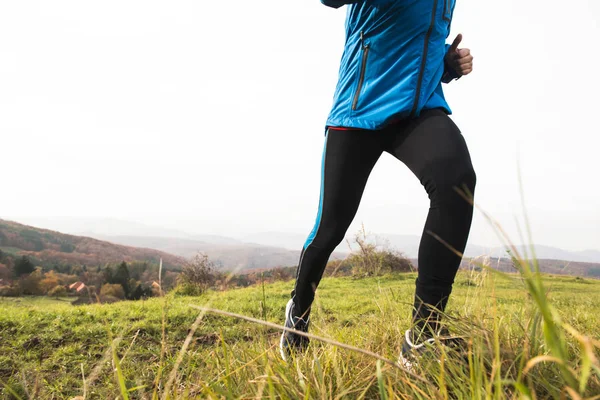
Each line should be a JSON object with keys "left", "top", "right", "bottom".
{"left": 310, "top": 225, "right": 346, "bottom": 251}
{"left": 459, "top": 166, "right": 477, "bottom": 195}
{"left": 416, "top": 275, "right": 455, "bottom": 292}
{"left": 426, "top": 162, "right": 476, "bottom": 204}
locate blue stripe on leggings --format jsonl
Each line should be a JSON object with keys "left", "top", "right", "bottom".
{"left": 303, "top": 131, "right": 329, "bottom": 249}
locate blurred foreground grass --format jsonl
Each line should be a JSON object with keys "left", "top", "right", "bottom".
{"left": 1, "top": 271, "right": 599, "bottom": 399}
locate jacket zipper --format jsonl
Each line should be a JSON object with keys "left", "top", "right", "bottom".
{"left": 352, "top": 31, "right": 370, "bottom": 111}
{"left": 442, "top": 0, "right": 451, "bottom": 22}
{"left": 410, "top": 0, "right": 438, "bottom": 117}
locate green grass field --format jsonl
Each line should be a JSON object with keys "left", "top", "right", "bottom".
{"left": 1, "top": 271, "right": 599, "bottom": 399}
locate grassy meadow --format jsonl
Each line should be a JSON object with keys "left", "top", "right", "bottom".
{"left": 1, "top": 270, "right": 599, "bottom": 399}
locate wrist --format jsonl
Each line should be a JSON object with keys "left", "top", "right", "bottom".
{"left": 442, "top": 58, "right": 461, "bottom": 83}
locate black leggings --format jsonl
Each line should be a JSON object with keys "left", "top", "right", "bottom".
{"left": 292, "top": 109, "right": 476, "bottom": 334}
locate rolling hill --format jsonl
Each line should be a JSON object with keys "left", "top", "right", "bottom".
{"left": 88, "top": 234, "right": 347, "bottom": 272}
{"left": 0, "top": 219, "right": 186, "bottom": 270}
{"left": 2, "top": 218, "right": 599, "bottom": 277}
{"left": 241, "top": 232, "right": 600, "bottom": 263}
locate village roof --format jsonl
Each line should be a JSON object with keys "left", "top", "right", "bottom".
{"left": 69, "top": 281, "right": 86, "bottom": 292}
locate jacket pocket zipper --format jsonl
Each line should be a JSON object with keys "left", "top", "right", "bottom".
{"left": 410, "top": 0, "right": 438, "bottom": 117}
{"left": 352, "top": 31, "right": 370, "bottom": 111}
{"left": 442, "top": 0, "right": 451, "bottom": 22}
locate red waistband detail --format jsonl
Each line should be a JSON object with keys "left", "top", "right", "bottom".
{"left": 327, "top": 126, "right": 362, "bottom": 131}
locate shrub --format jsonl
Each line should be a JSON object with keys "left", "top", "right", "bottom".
{"left": 48, "top": 285, "right": 67, "bottom": 298}
{"left": 177, "top": 252, "right": 215, "bottom": 295}
{"left": 100, "top": 283, "right": 125, "bottom": 299}
{"left": 346, "top": 225, "right": 414, "bottom": 276}
{"left": 40, "top": 271, "right": 61, "bottom": 293}
{"left": 129, "top": 283, "right": 153, "bottom": 300}
{"left": 173, "top": 282, "right": 205, "bottom": 297}
{"left": 0, "top": 285, "right": 20, "bottom": 297}
{"left": 18, "top": 268, "right": 44, "bottom": 295}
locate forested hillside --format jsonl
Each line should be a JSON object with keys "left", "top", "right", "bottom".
{"left": 0, "top": 219, "right": 185, "bottom": 271}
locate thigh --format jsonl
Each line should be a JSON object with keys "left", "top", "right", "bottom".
{"left": 386, "top": 109, "right": 474, "bottom": 187}
{"left": 309, "top": 129, "right": 384, "bottom": 246}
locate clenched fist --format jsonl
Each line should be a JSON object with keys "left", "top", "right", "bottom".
{"left": 445, "top": 34, "right": 473, "bottom": 78}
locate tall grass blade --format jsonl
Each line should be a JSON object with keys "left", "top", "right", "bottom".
{"left": 188, "top": 305, "right": 433, "bottom": 385}
{"left": 376, "top": 360, "right": 388, "bottom": 400}
{"left": 111, "top": 338, "right": 129, "bottom": 400}
{"left": 0, "top": 379, "right": 24, "bottom": 400}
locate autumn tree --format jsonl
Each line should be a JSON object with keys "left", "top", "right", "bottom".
{"left": 71, "top": 265, "right": 83, "bottom": 276}
{"left": 40, "top": 270, "right": 61, "bottom": 293}
{"left": 18, "top": 268, "right": 43, "bottom": 295}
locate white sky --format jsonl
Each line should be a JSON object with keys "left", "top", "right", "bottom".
{"left": 1, "top": 0, "right": 599, "bottom": 251}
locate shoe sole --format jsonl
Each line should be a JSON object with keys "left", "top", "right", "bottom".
{"left": 398, "top": 352, "right": 415, "bottom": 371}
{"left": 279, "top": 299, "right": 294, "bottom": 361}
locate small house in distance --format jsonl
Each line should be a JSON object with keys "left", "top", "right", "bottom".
{"left": 68, "top": 281, "right": 87, "bottom": 293}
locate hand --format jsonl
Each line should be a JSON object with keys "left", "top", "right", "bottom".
{"left": 445, "top": 34, "right": 473, "bottom": 77}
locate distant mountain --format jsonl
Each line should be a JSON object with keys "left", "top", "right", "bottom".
{"left": 239, "top": 232, "right": 358, "bottom": 253}
{"left": 239, "top": 231, "right": 600, "bottom": 263}
{"left": 185, "top": 234, "right": 242, "bottom": 246}
{"left": 455, "top": 257, "right": 600, "bottom": 278}
{"left": 90, "top": 235, "right": 210, "bottom": 258}
{"left": 0, "top": 219, "right": 185, "bottom": 270}
{"left": 4, "top": 216, "right": 597, "bottom": 271}
{"left": 239, "top": 231, "right": 492, "bottom": 257}
{"left": 246, "top": 232, "right": 599, "bottom": 263}
{"left": 460, "top": 244, "right": 600, "bottom": 264}
{"left": 10, "top": 216, "right": 194, "bottom": 239}
{"left": 240, "top": 232, "right": 308, "bottom": 250}
{"left": 90, "top": 234, "right": 350, "bottom": 272}
{"left": 7, "top": 217, "right": 242, "bottom": 245}
{"left": 579, "top": 249, "right": 600, "bottom": 261}
{"left": 81, "top": 233, "right": 600, "bottom": 278}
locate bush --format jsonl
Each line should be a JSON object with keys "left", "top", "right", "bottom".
{"left": 18, "top": 268, "right": 44, "bottom": 295}
{"left": 40, "top": 271, "right": 61, "bottom": 293}
{"left": 48, "top": 285, "right": 67, "bottom": 298}
{"left": 378, "top": 249, "right": 414, "bottom": 273}
{"left": 173, "top": 283, "right": 206, "bottom": 297}
{"left": 177, "top": 252, "right": 215, "bottom": 295}
{"left": 345, "top": 225, "right": 414, "bottom": 277}
{"left": 129, "top": 283, "right": 153, "bottom": 300}
{"left": 100, "top": 283, "right": 125, "bottom": 299}
{"left": 0, "top": 285, "right": 20, "bottom": 297}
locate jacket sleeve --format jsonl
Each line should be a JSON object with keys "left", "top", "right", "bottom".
{"left": 321, "top": 0, "right": 361, "bottom": 9}
{"left": 441, "top": 43, "right": 461, "bottom": 83}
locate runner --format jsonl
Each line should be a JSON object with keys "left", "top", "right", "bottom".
{"left": 280, "top": 0, "right": 476, "bottom": 367}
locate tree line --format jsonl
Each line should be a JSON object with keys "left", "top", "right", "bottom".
{"left": 0, "top": 228, "right": 416, "bottom": 302}
{"left": 0, "top": 249, "right": 178, "bottom": 300}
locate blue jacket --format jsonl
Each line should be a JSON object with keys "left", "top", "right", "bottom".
{"left": 323, "top": 0, "right": 459, "bottom": 130}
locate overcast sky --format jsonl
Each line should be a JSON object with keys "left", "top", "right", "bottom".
{"left": 1, "top": 0, "right": 599, "bottom": 251}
